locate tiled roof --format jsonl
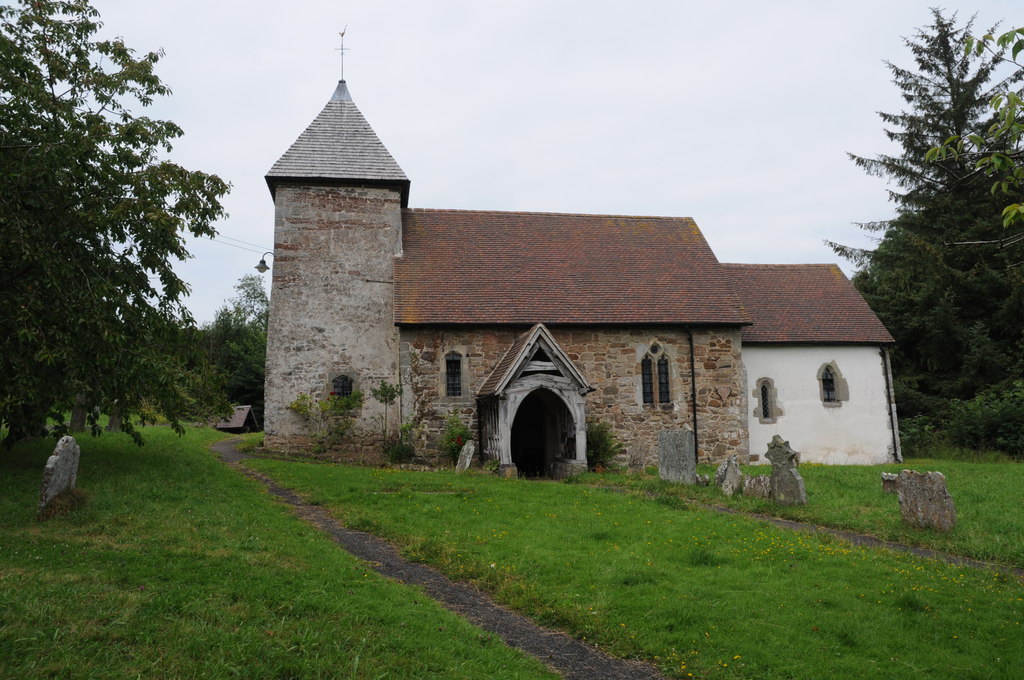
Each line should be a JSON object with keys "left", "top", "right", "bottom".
{"left": 723, "top": 263, "right": 894, "bottom": 344}
{"left": 394, "top": 210, "right": 749, "bottom": 325}
{"left": 266, "top": 81, "right": 408, "bottom": 197}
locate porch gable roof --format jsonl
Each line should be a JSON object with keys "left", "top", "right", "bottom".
{"left": 478, "top": 324, "right": 593, "bottom": 398}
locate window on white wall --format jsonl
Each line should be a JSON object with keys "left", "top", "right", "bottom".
{"left": 817, "top": 362, "right": 849, "bottom": 407}
{"left": 754, "top": 377, "right": 781, "bottom": 423}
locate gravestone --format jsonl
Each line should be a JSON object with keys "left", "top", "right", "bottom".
{"left": 896, "top": 470, "right": 956, "bottom": 532}
{"left": 658, "top": 429, "right": 696, "bottom": 484}
{"left": 695, "top": 474, "right": 710, "bottom": 487}
{"left": 38, "top": 436, "right": 81, "bottom": 516}
{"left": 455, "top": 441, "right": 476, "bottom": 473}
{"left": 880, "top": 472, "right": 898, "bottom": 494}
{"left": 627, "top": 449, "right": 646, "bottom": 476}
{"left": 743, "top": 475, "right": 771, "bottom": 498}
{"left": 765, "top": 435, "right": 806, "bottom": 506}
{"left": 714, "top": 455, "right": 744, "bottom": 496}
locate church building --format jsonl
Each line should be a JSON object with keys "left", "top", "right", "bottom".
{"left": 262, "top": 79, "right": 901, "bottom": 475}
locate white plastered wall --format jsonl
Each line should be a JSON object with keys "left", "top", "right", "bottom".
{"left": 744, "top": 345, "right": 898, "bottom": 465}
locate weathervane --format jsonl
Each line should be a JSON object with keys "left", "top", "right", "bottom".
{"left": 335, "top": 26, "right": 348, "bottom": 80}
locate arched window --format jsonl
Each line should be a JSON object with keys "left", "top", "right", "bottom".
{"left": 817, "top": 362, "right": 847, "bottom": 406}
{"left": 445, "top": 352, "right": 462, "bottom": 397}
{"left": 641, "top": 356, "right": 654, "bottom": 404}
{"left": 821, "top": 366, "right": 837, "bottom": 403}
{"left": 657, "top": 356, "right": 670, "bottom": 403}
{"left": 754, "top": 377, "right": 781, "bottom": 423}
{"left": 331, "top": 375, "right": 353, "bottom": 397}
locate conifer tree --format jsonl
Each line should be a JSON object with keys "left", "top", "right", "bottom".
{"left": 832, "top": 9, "right": 1024, "bottom": 419}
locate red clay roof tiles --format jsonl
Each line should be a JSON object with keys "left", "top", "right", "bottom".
{"left": 394, "top": 209, "right": 749, "bottom": 326}
{"left": 723, "top": 263, "right": 893, "bottom": 344}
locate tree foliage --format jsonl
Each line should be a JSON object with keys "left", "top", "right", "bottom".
{"left": 833, "top": 10, "right": 1024, "bottom": 423}
{"left": 0, "top": 0, "right": 230, "bottom": 443}
{"left": 201, "top": 275, "right": 268, "bottom": 426}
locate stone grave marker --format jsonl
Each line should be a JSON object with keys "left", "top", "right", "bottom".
{"left": 38, "top": 436, "right": 81, "bottom": 516}
{"left": 627, "top": 449, "right": 646, "bottom": 476}
{"left": 714, "top": 454, "right": 744, "bottom": 496}
{"left": 880, "top": 472, "right": 898, "bottom": 494}
{"left": 896, "top": 470, "right": 956, "bottom": 532}
{"left": 455, "top": 440, "right": 476, "bottom": 473}
{"left": 765, "top": 435, "right": 807, "bottom": 506}
{"left": 658, "top": 429, "right": 696, "bottom": 484}
{"left": 743, "top": 475, "right": 771, "bottom": 498}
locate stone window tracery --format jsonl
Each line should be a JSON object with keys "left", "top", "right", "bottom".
{"left": 754, "top": 377, "right": 780, "bottom": 423}
{"left": 641, "top": 343, "right": 671, "bottom": 406}
{"left": 817, "top": 362, "right": 849, "bottom": 407}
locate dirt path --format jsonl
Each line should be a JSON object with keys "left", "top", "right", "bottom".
{"left": 213, "top": 439, "right": 668, "bottom": 680}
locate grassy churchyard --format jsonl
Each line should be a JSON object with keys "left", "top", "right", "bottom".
{"left": 1, "top": 429, "right": 1022, "bottom": 679}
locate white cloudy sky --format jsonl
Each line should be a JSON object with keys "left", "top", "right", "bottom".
{"left": 87, "top": 0, "right": 1021, "bottom": 323}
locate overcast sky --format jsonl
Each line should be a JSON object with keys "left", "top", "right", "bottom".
{"left": 88, "top": 0, "right": 1021, "bottom": 323}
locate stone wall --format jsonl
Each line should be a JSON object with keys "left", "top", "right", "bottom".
{"left": 263, "top": 183, "right": 403, "bottom": 451}
{"left": 399, "top": 325, "right": 747, "bottom": 464}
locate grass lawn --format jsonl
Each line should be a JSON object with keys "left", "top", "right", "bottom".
{"left": 574, "top": 459, "right": 1024, "bottom": 568}
{"left": 0, "top": 429, "right": 558, "bottom": 680}
{"left": 250, "top": 459, "right": 1024, "bottom": 680}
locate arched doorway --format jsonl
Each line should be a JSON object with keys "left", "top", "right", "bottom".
{"left": 510, "top": 389, "right": 574, "bottom": 477}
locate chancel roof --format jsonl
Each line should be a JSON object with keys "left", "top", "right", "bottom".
{"left": 723, "top": 263, "right": 894, "bottom": 344}
{"left": 394, "top": 209, "right": 749, "bottom": 326}
{"left": 266, "top": 80, "right": 409, "bottom": 202}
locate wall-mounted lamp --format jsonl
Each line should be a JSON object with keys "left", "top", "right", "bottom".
{"left": 255, "top": 251, "right": 273, "bottom": 273}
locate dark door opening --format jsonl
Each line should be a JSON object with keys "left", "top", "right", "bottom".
{"left": 510, "top": 389, "right": 572, "bottom": 477}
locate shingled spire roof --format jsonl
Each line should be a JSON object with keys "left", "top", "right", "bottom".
{"left": 266, "top": 80, "right": 409, "bottom": 205}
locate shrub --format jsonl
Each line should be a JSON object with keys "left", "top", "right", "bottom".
{"left": 438, "top": 411, "right": 472, "bottom": 464}
{"left": 947, "top": 381, "right": 1024, "bottom": 458}
{"left": 386, "top": 441, "right": 415, "bottom": 464}
{"left": 586, "top": 420, "right": 622, "bottom": 470}
{"left": 287, "top": 392, "right": 363, "bottom": 453}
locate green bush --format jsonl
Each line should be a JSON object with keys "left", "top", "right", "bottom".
{"left": 286, "top": 392, "right": 363, "bottom": 453}
{"left": 585, "top": 420, "right": 622, "bottom": 470}
{"left": 386, "top": 441, "right": 415, "bottom": 464}
{"left": 947, "top": 381, "right": 1024, "bottom": 458}
{"left": 438, "top": 411, "right": 472, "bottom": 464}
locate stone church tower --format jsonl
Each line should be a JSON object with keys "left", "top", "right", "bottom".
{"left": 263, "top": 80, "right": 409, "bottom": 448}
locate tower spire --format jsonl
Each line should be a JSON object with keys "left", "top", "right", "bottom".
{"left": 335, "top": 26, "right": 348, "bottom": 81}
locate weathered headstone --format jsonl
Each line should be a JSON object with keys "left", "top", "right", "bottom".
{"left": 765, "top": 435, "right": 807, "bottom": 506}
{"left": 714, "top": 455, "right": 744, "bottom": 496}
{"left": 880, "top": 472, "right": 898, "bottom": 494}
{"left": 695, "top": 474, "right": 710, "bottom": 487}
{"left": 896, "top": 470, "right": 956, "bottom": 532}
{"left": 658, "top": 429, "right": 696, "bottom": 484}
{"left": 38, "top": 436, "right": 81, "bottom": 516}
{"left": 455, "top": 440, "right": 476, "bottom": 473}
{"left": 743, "top": 475, "right": 771, "bottom": 498}
{"left": 627, "top": 448, "right": 646, "bottom": 476}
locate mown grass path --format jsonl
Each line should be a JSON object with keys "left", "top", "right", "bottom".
{"left": 250, "top": 457, "right": 1024, "bottom": 680}
{"left": 217, "top": 438, "right": 668, "bottom": 680}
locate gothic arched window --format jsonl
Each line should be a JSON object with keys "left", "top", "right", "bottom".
{"left": 657, "top": 356, "right": 670, "bottom": 403}
{"left": 641, "top": 356, "right": 654, "bottom": 404}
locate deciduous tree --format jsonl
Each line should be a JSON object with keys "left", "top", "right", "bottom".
{"left": 0, "top": 0, "right": 230, "bottom": 443}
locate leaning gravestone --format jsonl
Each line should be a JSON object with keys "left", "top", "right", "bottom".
{"left": 38, "top": 436, "right": 81, "bottom": 516}
{"left": 658, "top": 429, "right": 696, "bottom": 484}
{"left": 765, "top": 435, "right": 807, "bottom": 506}
{"left": 455, "top": 440, "right": 476, "bottom": 473}
{"left": 714, "top": 455, "right": 744, "bottom": 496}
{"left": 896, "top": 470, "right": 956, "bottom": 532}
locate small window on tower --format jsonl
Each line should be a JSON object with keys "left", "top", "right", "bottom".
{"left": 331, "top": 375, "right": 353, "bottom": 397}
{"left": 445, "top": 352, "right": 462, "bottom": 397}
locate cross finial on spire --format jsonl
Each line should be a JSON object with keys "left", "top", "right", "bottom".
{"left": 335, "top": 26, "right": 349, "bottom": 80}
